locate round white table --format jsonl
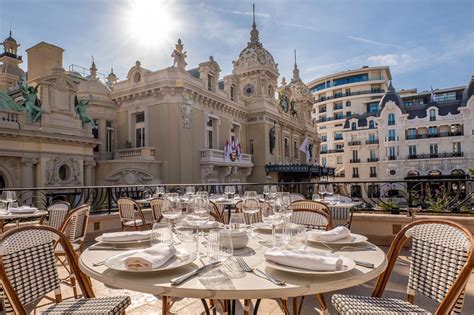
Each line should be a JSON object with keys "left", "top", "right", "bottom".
{"left": 80, "top": 232, "right": 387, "bottom": 314}
{"left": 0, "top": 210, "right": 48, "bottom": 232}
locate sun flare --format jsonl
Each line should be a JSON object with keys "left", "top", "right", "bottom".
{"left": 125, "top": 0, "right": 179, "bottom": 48}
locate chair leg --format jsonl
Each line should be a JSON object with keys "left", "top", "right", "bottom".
{"left": 70, "top": 274, "right": 78, "bottom": 299}
{"left": 162, "top": 296, "right": 169, "bottom": 315}
{"left": 315, "top": 294, "right": 328, "bottom": 315}
{"left": 243, "top": 299, "right": 251, "bottom": 315}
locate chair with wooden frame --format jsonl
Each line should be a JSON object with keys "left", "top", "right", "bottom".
{"left": 290, "top": 205, "right": 333, "bottom": 231}
{"left": 332, "top": 219, "right": 474, "bottom": 314}
{"left": 54, "top": 204, "right": 90, "bottom": 299}
{"left": 291, "top": 200, "right": 331, "bottom": 217}
{"left": 150, "top": 197, "right": 164, "bottom": 222}
{"left": 117, "top": 197, "right": 151, "bottom": 230}
{"left": 0, "top": 225, "right": 130, "bottom": 315}
{"left": 40, "top": 200, "right": 70, "bottom": 230}
{"left": 234, "top": 200, "right": 265, "bottom": 225}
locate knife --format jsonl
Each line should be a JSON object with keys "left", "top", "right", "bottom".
{"left": 354, "top": 260, "right": 374, "bottom": 268}
{"left": 170, "top": 261, "right": 220, "bottom": 285}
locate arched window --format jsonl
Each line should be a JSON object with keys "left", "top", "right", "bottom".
{"left": 346, "top": 101, "right": 351, "bottom": 107}
{"left": 388, "top": 113, "right": 395, "bottom": 125}
{"left": 351, "top": 122, "right": 357, "bottom": 130}
{"left": 369, "top": 120, "right": 376, "bottom": 129}
{"left": 429, "top": 109, "right": 436, "bottom": 121}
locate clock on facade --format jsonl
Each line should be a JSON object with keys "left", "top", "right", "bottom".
{"left": 243, "top": 83, "right": 255, "bottom": 97}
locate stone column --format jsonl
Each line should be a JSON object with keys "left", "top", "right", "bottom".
{"left": 20, "top": 157, "right": 38, "bottom": 205}
{"left": 83, "top": 160, "right": 96, "bottom": 186}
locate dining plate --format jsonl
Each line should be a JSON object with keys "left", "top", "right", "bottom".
{"left": 265, "top": 255, "right": 356, "bottom": 275}
{"left": 308, "top": 233, "right": 368, "bottom": 245}
{"left": 104, "top": 248, "right": 195, "bottom": 272}
{"left": 8, "top": 207, "right": 38, "bottom": 214}
{"left": 95, "top": 236, "right": 151, "bottom": 245}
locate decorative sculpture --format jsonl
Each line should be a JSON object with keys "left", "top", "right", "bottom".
{"left": 171, "top": 39, "right": 187, "bottom": 70}
{"left": 20, "top": 83, "right": 43, "bottom": 123}
{"left": 278, "top": 90, "right": 289, "bottom": 113}
{"left": 74, "top": 96, "right": 96, "bottom": 127}
{"left": 0, "top": 91, "right": 22, "bottom": 112}
{"left": 269, "top": 123, "right": 276, "bottom": 154}
{"left": 290, "top": 99, "right": 297, "bottom": 117}
{"left": 181, "top": 94, "right": 192, "bottom": 129}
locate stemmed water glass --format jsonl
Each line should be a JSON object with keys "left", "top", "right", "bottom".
{"left": 262, "top": 192, "right": 284, "bottom": 247}
{"left": 242, "top": 191, "right": 260, "bottom": 236}
{"left": 262, "top": 185, "right": 270, "bottom": 199}
{"left": 187, "top": 192, "right": 210, "bottom": 257}
{"left": 162, "top": 193, "right": 181, "bottom": 229}
{"left": 185, "top": 186, "right": 195, "bottom": 197}
{"left": 208, "top": 229, "right": 233, "bottom": 262}
{"left": 224, "top": 186, "right": 235, "bottom": 200}
{"left": 325, "top": 184, "right": 334, "bottom": 199}
{"left": 318, "top": 184, "right": 327, "bottom": 199}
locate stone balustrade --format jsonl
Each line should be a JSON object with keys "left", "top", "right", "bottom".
{"left": 114, "top": 147, "right": 156, "bottom": 160}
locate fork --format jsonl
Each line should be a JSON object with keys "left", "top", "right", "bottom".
{"left": 235, "top": 257, "right": 285, "bottom": 285}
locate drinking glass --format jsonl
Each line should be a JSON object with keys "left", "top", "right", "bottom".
{"left": 7, "top": 201, "right": 18, "bottom": 211}
{"left": 242, "top": 191, "right": 260, "bottom": 236}
{"left": 0, "top": 201, "right": 7, "bottom": 213}
{"left": 279, "top": 192, "right": 293, "bottom": 219}
{"left": 285, "top": 223, "right": 307, "bottom": 250}
{"left": 156, "top": 186, "right": 165, "bottom": 197}
{"left": 318, "top": 185, "right": 326, "bottom": 199}
{"left": 208, "top": 229, "right": 233, "bottom": 262}
{"left": 262, "top": 185, "right": 270, "bottom": 199}
{"left": 3, "top": 191, "right": 16, "bottom": 203}
{"left": 270, "top": 186, "right": 278, "bottom": 194}
{"left": 312, "top": 193, "right": 320, "bottom": 201}
{"left": 228, "top": 212, "right": 245, "bottom": 231}
{"left": 185, "top": 186, "right": 195, "bottom": 196}
{"left": 162, "top": 193, "right": 182, "bottom": 229}
{"left": 151, "top": 222, "right": 174, "bottom": 246}
{"left": 262, "top": 193, "right": 284, "bottom": 247}
{"left": 325, "top": 184, "right": 334, "bottom": 198}
{"left": 175, "top": 218, "right": 198, "bottom": 257}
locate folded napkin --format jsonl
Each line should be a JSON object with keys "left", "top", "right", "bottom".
{"left": 101, "top": 230, "right": 152, "bottom": 242}
{"left": 264, "top": 248, "right": 343, "bottom": 271}
{"left": 180, "top": 218, "right": 221, "bottom": 228}
{"left": 124, "top": 245, "right": 176, "bottom": 271}
{"left": 8, "top": 206, "right": 37, "bottom": 213}
{"left": 308, "top": 226, "right": 351, "bottom": 242}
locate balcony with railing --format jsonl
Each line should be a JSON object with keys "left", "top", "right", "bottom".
{"left": 367, "top": 157, "right": 379, "bottom": 162}
{"left": 316, "top": 88, "right": 385, "bottom": 103}
{"left": 320, "top": 148, "right": 345, "bottom": 154}
{"left": 407, "top": 152, "right": 464, "bottom": 160}
{"left": 350, "top": 159, "right": 361, "bottom": 163}
{"left": 114, "top": 147, "right": 156, "bottom": 160}
{"left": 366, "top": 139, "right": 379, "bottom": 145}
{"left": 369, "top": 172, "right": 377, "bottom": 177}
{"left": 388, "top": 156, "right": 397, "bottom": 160}
{"left": 315, "top": 115, "right": 350, "bottom": 123}
{"left": 406, "top": 131, "right": 464, "bottom": 140}
{"left": 348, "top": 141, "right": 361, "bottom": 146}
{"left": 200, "top": 149, "right": 253, "bottom": 166}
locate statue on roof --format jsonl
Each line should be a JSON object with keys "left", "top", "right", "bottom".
{"left": 171, "top": 39, "right": 187, "bottom": 70}
{"left": 0, "top": 91, "right": 22, "bottom": 112}
{"left": 20, "top": 83, "right": 43, "bottom": 123}
{"left": 74, "top": 96, "right": 96, "bottom": 127}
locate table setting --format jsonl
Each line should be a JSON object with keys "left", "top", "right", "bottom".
{"left": 80, "top": 190, "right": 387, "bottom": 314}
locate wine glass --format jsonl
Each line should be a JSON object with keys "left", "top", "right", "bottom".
{"left": 270, "top": 186, "right": 278, "bottom": 194}
{"left": 263, "top": 185, "right": 270, "bottom": 199}
{"left": 228, "top": 212, "right": 245, "bottom": 231}
{"left": 279, "top": 192, "right": 292, "bottom": 220}
{"left": 185, "top": 186, "right": 195, "bottom": 197}
{"left": 208, "top": 229, "right": 233, "bottom": 262}
{"left": 162, "top": 193, "right": 181, "bottom": 227}
{"left": 242, "top": 191, "right": 260, "bottom": 236}
{"left": 0, "top": 201, "right": 7, "bottom": 214}
{"left": 175, "top": 218, "right": 198, "bottom": 258}
{"left": 155, "top": 186, "right": 165, "bottom": 197}
{"left": 262, "top": 193, "right": 284, "bottom": 247}
{"left": 318, "top": 185, "right": 327, "bottom": 199}
{"left": 325, "top": 184, "right": 334, "bottom": 199}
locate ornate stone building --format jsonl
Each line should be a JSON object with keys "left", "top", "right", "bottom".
{"left": 0, "top": 10, "right": 317, "bottom": 188}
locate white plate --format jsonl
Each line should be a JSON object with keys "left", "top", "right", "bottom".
{"left": 104, "top": 248, "right": 195, "bottom": 272}
{"left": 9, "top": 207, "right": 38, "bottom": 214}
{"left": 309, "top": 233, "right": 368, "bottom": 245}
{"left": 265, "top": 255, "right": 356, "bottom": 275}
{"left": 95, "top": 236, "right": 151, "bottom": 245}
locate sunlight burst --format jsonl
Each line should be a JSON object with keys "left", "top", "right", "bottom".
{"left": 125, "top": 0, "right": 179, "bottom": 48}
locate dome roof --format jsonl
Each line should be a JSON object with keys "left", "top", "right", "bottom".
{"left": 3, "top": 31, "right": 17, "bottom": 45}
{"left": 77, "top": 77, "right": 115, "bottom": 107}
{"left": 233, "top": 9, "right": 278, "bottom": 76}
{"left": 0, "top": 63, "right": 24, "bottom": 77}
{"left": 379, "top": 81, "right": 405, "bottom": 112}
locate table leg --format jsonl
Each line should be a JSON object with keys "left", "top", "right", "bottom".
{"left": 253, "top": 299, "right": 261, "bottom": 315}
{"left": 162, "top": 296, "right": 168, "bottom": 315}
{"left": 200, "top": 299, "right": 211, "bottom": 315}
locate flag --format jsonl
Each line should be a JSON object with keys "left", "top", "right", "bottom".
{"left": 299, "top": 138, "right": 310, "bottom": 162}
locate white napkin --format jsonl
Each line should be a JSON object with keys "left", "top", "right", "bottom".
{"left": 180, "top": 218, "right": 221, "bottom": 228}
{"left": 308, "top": 226, "right": 351, "bottom": 242}
{"left": 264, "top": 248, "right": 343, "bottom": 271}
{"left": 8, "top": 206, "right": 37, "bottom": 213}
{"left": 101, "top": 230, "right": 152, "bottom": 242}
{"left": 123, "top": 244, "right": 176, "bottom": 271}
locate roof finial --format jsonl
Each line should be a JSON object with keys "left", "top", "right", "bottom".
{"left": 294, "top": 49, "right": 297, "bottom": 68}
{"left": 388, "top": 80, "right": 394, "bottom": 92}
{"left": 90, "top": 56, "right": 97, "bottom": 79}
{"left": 252, "top": 3, "right": 256, "bottom": 26}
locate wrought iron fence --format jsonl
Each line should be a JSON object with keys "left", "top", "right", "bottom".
{"left": 1, "top": 179, "right": 473, "bottom": 215}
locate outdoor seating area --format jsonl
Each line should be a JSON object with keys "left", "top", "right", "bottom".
{"left": 0, "top": 186, "right": 473, "bottom": 314}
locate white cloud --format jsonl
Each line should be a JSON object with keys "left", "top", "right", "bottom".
{"left": 231, "top": 10, "right": 270, "bottom": 18}
{"left": 367, "top": 54, "right": 412, "bottom": 66}
{"left": 346, "top": 35, "right": 402, "bottom": 48}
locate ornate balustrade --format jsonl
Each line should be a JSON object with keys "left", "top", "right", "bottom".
{"left": 114, "top": 147, "right": 155, "bottom": 160}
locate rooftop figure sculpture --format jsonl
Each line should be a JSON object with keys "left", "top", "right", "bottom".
{"left": 171, "top": 39, "right": 187, "bottom": 70}
{"left": 20, "top": 83, "right": 43, "bottom": 123}
{"left": 74, "top": 95, "right": 96, "bottom": 127}
{"left": 0, "top": 91, "right": 22, "bottom": 112}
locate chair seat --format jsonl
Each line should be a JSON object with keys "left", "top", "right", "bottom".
{"left": 42, "top": 296, "right": 131, "bottom": 315}
{"left": 332, "top": 294, "right": 432, "bottom": 315}
{"left": 123, "top": 219, "right": 146, "bottom": 227}
{"left": 54, "top": 242, "right": 81, "bottom": 254}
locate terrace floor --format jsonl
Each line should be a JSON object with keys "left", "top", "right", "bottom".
{"left": 33, "top": 245, "right": 474, "bottom": 314}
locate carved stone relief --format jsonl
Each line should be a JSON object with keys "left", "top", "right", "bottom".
{"left": 107, "top": 169, "right": 153, "bottom": 185}
{"left": 181, "top": 94, "right": 193, "bottom": 129}
{"left": 46, "top": 155, "right": 81, "bottom": 185}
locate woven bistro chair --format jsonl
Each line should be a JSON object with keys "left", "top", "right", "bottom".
{"left": 0, "top": 225, "right": 130, "bottom": 315}
{"left": 291, "top": 207, "right": 333, "bottom": 231}
{"left": 117, "top": 197, "right": 151, "bottom": 230}
{"left": 54, "top": 205, "right": 90, "bottom": 299}
{"left": 332, "top": 219, "right": 474, "bottom": 314}
{"left": 150, "top": 197, "right": 164, "bottom": 222}
{"left": 41, "top": 201, "right": 70, "bottom": 230}
{"left": 291, "top": 200, "right": 331, "bottom": 217}
{"left": 209, "top": 200, "right": 226, "bottom": 223}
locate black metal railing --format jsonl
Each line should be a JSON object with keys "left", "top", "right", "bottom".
{"left": 367, "top": 158, "right": 379, "bottom": 162}
{"left": 348, "top": 141, "right": 361, "bottom": 146}
{"left": 406, "top": 132, "right": 464, "bottom": 140}
{"left": 408, "top": 152, "right": 464, "bottom": 159}
{"left": 350, "top": 159, "right": 361, "bottom": 163}
{"left": 366, "top": 139, "right": 379, "bottom": 144}
{"left": 316, "top": 89, "right": 385, "bottom": 103}
{"left": 1, "top": 178, "right": 473, "bottom": 214}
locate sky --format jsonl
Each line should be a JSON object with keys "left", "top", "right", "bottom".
{"left": 1, "top": 0, "right": 473, "bottom": 91}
